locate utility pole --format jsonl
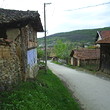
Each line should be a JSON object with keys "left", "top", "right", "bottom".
{"left": 44, "top": 3, "right": 51, "bottom": 73}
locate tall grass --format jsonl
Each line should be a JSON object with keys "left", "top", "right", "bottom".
{"left": 0, "top": 69, "right": 80, "bottom": 110}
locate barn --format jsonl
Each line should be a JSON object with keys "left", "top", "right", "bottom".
{"left": 70, "top": 48, "right": 100, "bottom": 70}
{"left": 96, "top": 31, "right": 110, "bottom": 74}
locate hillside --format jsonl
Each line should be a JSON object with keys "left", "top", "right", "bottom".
{"left": 38, "top": 27, "right": 110, "bottom": 47}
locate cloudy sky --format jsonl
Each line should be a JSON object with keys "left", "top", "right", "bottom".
{"left": 0, "top": 0, "right": 110, "bottom": 37}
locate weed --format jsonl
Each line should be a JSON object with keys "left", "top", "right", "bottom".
{"left": 0, "top": 69, "right": 80, "bottom": 110}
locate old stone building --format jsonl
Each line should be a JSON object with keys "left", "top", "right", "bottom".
{"left": 0, "top": 8, "right": 43, "bottom": 90}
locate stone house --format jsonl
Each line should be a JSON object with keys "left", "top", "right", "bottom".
{"left": 96, "top": 31, "right": 110, "bottom": 74}
{"left": 0, "top": 8, "right": 43, "bottom": 90}
{"left": 70, "top": 48, "right": 100, "bottom": 69}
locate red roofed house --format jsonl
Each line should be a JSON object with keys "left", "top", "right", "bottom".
{"left": 96, "top": 31, "right": 110, "bottom": 74}
{"left": 70, "top": 48, "right": 100, "bottom": 70}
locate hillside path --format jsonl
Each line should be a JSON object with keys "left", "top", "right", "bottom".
{"left": 47, "top": 61, "right": 110, "bottom": 110}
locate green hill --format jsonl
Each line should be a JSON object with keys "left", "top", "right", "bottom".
{"left": 38, "top": 27, "right": 110, "bottom": 47}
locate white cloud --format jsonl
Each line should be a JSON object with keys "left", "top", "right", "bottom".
{"left": 45, "top": 0, "right": 110, "bottom": 35}
{"left": 0, "top": 0, "right": 110, "bottom": 37}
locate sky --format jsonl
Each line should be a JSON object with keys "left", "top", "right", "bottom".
{"left": 0, "top": 0, "right": 110, "bottom": 38}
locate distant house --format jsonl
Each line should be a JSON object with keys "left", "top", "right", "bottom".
{"left": 70, "top": 48, "right": 100, "bottom": 69}
{"left": 96, "top": 31, "right": 110, "bottom": 74}
{"left": 0, "top": 8, "right": 43, "bottom": 90}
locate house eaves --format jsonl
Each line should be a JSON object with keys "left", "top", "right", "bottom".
{"left": 96, "top": 37, "right": 110, "bottom": 44}
{"left": 0, "top": 8, "right": 43, "bottom": 32}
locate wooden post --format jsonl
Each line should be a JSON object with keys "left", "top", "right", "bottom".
{"left": 20, "top": 28, "right": 28, "bottom": 81}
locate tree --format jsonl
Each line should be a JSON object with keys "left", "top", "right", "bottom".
{"left": 53, "top": 40, "right": 74, "bottom": 64}
{"left": 54, "top": 40, "right": 66, "bottom": 59}
{"left": 37, "top": 47, "right": 44, "bottom": 60}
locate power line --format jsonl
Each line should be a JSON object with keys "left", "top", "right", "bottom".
{"left": 65, "top": 1, "right": 110, "bottom": 11}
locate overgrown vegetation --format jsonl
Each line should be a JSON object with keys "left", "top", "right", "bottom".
{"left": 81, "top": 64, "right": 99, "bottom": 72}
{"left": 37, "top": 47, "right": 44, "bottom": 59}
{"left": 0, "top": 69, "right": 80, "bottom": 110}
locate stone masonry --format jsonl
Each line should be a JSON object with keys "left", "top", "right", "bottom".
{"left": 0, "top": 44, "right": 21, "bottom": 91}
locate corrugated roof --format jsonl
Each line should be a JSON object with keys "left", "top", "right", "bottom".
{"left": 71, "top": 48, "right": 100, "bottom": 60}
{"left": 0, "top": 8, "right": 43, "bottom": 31}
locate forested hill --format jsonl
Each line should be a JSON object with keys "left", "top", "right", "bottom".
{"left": 38, "top": 27, "right": 110, "bottom": 47}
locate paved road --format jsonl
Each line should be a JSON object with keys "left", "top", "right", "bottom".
{"left": 48, "top": 61, "right": 110, "bottom": 110}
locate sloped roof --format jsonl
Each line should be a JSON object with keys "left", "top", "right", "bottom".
{"left": 96, "top": 37, "right": 110, "bottom": 43}
{"left": 96, "top": 31, "right": 110, "bottom": 44}
{"left": 99, "top": 31, "right": 110, "bottom": 39}
{"left": 70, "top": 48, "right": 100, "bottom": 60}
{"left": 0, "top": 8, "right": 43, "bottom": 31}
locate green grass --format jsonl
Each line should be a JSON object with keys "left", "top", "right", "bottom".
{"left": 81, "top": 64, "right": 99, "bottom": 72}
{"left": 0, "top": 69, "right": 80, "bottom": 110}
{"left": 52, "top": 61, "right": 79, "bottom": 70}
{"left": 52, "top": 61, "right": 62, "bottom": 65}
{"left": 52, "top": 60, "right": 99, "bottom": 72}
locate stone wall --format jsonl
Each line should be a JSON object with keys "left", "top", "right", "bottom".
{"left": 0, "top": 44, "right": 21, "bottom": 91}
{"left": 0, "top": 25, "right": 38, "bottom": 91}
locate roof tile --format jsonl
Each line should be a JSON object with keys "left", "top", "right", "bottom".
{"left": 0, "top": 8, "right": 43, "bottom": 31}
{"left": 97, "top": 31, "right": 110, "bottom": 43}
{"left": 71, "top": 48, "right": 100, "bottom": 60}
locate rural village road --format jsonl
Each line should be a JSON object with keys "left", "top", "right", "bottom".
{"left": 47, "top": 61, "right": 110, "bottom": 110}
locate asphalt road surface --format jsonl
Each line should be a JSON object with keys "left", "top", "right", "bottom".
{"left": 48, "top": 61, "right": 110, "bottom": 110}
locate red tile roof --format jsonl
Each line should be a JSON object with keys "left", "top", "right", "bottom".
{"left": 96, "top": 37, "right": 110, "bottom": 43}
{"left": 97, "top": 31, "right": 110, "bottom": 44}
{"left": 99, "top": 31, "right": 110, "bottom": 39}
{"left": 71, "top": 48, "right": 100, "bottom": 60}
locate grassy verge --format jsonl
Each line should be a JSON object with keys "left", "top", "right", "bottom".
{"left": 52, "top": 60, "right": 99, "bottom": 73}
{"left": 0, "top": 69, "right": 80, "bottom": 110}
{"left": 51, "top": 61, "right": 63, "bottom": 65}
{"left": 52, "top": 61, "right": 110, "bottom": 80}
{"left": 79, "top": 63, "right": 99, "bottom": 72}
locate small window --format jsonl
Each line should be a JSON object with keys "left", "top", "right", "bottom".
{"left": 0, "top": 29, "right": 7, "bottom": 39}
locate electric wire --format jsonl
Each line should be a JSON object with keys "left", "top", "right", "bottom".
{"left": 65, "top": 1, "right": 110, "bottom": 11}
